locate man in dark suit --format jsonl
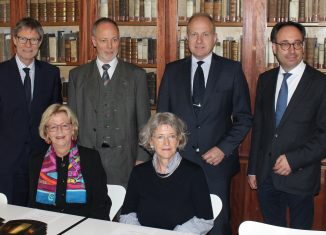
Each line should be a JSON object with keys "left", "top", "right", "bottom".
{"left": 68, "top": 18, "right": 150, "bottom": 187}
{"left": 0, "top": 17, "right": 62, "bottom": 206}
{"left": 157, "top": 13, "right": 252, "bottom": 235}
{"left": 248, "top": 21, "right": 326, "bottom": 229}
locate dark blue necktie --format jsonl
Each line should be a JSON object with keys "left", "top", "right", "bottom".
{"left": 193, "top": 61, "right": 205, "bottom": 110}
{"left": 102, "top": 64, "right": 111, "bottom": 83}
{"left": 23, "top": 67, "right": 31, "bottom": 109}
{"left": 275, "top": 72, "right": 292, "bottom": 127}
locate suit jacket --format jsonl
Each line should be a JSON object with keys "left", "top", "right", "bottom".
{"left": 157, "top": 53, "right": 252, "bottom": 180}
{"left": 68, "top": 59, "right": 150, "bottom": 186}
{"left": 0, "top": 57, "right": 62, "bottom": 202}
{"left": 248, "top": 64, "right": 326, "bottom": 195}
{"left": 29, "top": 145, "right": 111, "bottom": 220}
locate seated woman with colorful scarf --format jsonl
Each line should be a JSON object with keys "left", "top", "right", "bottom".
{"left": 29, "top": 104, "right": 111, "bottom": 220}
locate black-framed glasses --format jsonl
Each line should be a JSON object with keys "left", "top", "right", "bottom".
{"left": 274, "top": 41, "right": 303, "bottom": 51}
{"left": 16, "top": 36, "right": 40, "bottom": 45}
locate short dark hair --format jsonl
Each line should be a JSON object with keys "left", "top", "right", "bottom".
{"left": 270, "top": 21, "right": 306, "bottom": 43}
{"left": 187, "top": 13, "right": 215, "bottom": 34}
{"left": 92, "top": 17, "right": 119, "bottom": 36}
{"left": 14, "top": 17, "right": 44, "bottom": 40}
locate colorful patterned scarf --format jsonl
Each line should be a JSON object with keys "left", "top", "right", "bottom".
{"left": 36, "top": 143, "right": 86, "bottom": 205}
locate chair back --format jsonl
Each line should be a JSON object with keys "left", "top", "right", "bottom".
{"left": 0, "top": 193, "right": 7, "bottom": 204}
{"left": 239, "top": 221, "right": 326, "bottom": 235}
{"left": 107, "top": 184, "right": 126, "bottom": 220}
{"left": 210, "top": 194, "right": 222, "bottom": 220}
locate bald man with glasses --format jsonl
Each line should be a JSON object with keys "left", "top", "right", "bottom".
{"left": 248, "top": 21, "right": 326, "bottom": 229}
{"left": 0, "top": 17, "right": 62, "bottom": 206}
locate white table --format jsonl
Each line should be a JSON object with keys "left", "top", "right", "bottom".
{"left": 0, "top": 204, "right": 85, "bottom": 235}
{"left": 66, "top": 218, "right": 194, "bottom": 235}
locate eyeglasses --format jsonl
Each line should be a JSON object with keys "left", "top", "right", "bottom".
{"left": 46, "top": 123, "right": 72, "bottom": 132}
{"left": 152, "top": 134, "right": 178, "bottom": 143}
{"left": 16, "top": 36, "right": 40, "bottom": 45}
{"left": 274, "top": 41, "right": 303, "bottom": 51}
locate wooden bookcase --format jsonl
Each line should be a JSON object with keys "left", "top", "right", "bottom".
{"left": 2, "top": 0, "right": 326, "bottom": 234}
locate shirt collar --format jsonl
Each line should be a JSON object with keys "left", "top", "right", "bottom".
{"left": 152, "top": 152, "right": 182, "bottom": 176}
{"left": 191, "top": 53, "right": 212, "bottom": 66}
{"left": 15, "top": 54, "right": 35, "bottom": 70}
{"left": 279, "top": 60, "right": 306, "bottom": 76}
{"left": 96, "top": 57, "right": 118, "bottom": 70}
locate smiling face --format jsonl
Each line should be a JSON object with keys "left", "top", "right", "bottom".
{"left": 187, "top": 16, "right": 217, "bottom": 60}
{"left": 13, "top": 27, "right": 42, "bottom": 66}
{"left": 46, "top": 112, "right": 73, "bottom": 153}
{"left": 272, "top": 25, "right": 304, "bottom": 72}
{"left": 92, "top": 22, "right": 120, "bottom": 63}
{"left": 150, "top": 124, "right": 180, "bottom": 161}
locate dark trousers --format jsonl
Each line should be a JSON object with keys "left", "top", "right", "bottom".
{"left": 258, "top": 174, "right": 314, "bottom": 229}
{"left": 207, "top": 176, "right": 232, "bottom": 235}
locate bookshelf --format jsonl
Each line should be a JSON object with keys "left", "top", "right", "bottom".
{"left": 2, "top": 1, "right": 326, "bottom": 233}
{"left": 93, "top": 0, "right": 166, "bottom": 107}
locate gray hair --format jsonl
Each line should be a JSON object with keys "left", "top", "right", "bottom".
{"left": 139, "top": 112, "right": 187, "bottom": 152}
{"left": 92, "top": 17, "right": 119, "bottom": 36}
{"left": 14, "top": 17, "right": 44, "bottom": 40}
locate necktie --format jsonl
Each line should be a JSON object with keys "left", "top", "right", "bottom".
{"left": 193, "top": 61, "right": 205, "bottom": 109}
{"left": 102, "top": 64, "right": 111, "bottom": 83}
{"left": 275, "top": 72, "right": 292, "bottom": 127}
{"left": 23, "top": 67, "right": 31, "bottom": 108}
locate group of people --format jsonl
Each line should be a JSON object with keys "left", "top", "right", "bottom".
{"left": 0, "top": 12, "right": 325, "bottom": 235}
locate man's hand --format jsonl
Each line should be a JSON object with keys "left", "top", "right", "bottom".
{"left": 202, "top": 147, "right": 225, "bottom": 166}
{"left": 273, "top": 154, "right": 292, "bottom": 176}
{"left": 247, "top": 175, "right": 257, "bottom": 189}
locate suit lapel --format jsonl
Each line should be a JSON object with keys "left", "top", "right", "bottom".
{"left": 85, "top": 60, "right": 101, "bottom": 109}
{"left": 184, "top": 57, "right": 193, "bottom": 108}
{"left": 266, "top": 68, "right": 279, "bottom": 130}
{"left": 202, "top": 53, "right": 222, "bottom": 108}
{"left": 277, "top": 65, "right": 313, "bottom": 128}
{"left": 10, "top": 58, "right": 30, "bottom": 113}
{"left": 31, "top": 60, "right": 43, "bottom": 112}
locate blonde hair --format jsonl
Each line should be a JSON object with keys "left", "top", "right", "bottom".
{"left": 139, "top": 112, "right": 187, "bottom": 152}
{"left": 39, "top": 104, "right": 79, "bottom": 143}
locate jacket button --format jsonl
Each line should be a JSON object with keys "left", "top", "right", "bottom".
{"left": 274, "top": 134, "right": 278, "bottom": 138}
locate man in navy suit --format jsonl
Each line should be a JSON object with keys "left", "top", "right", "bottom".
{"left": 248, "top": 21, "right": 326, "bottom": 229}
{"left": 0, "top": 18, "right": 62, "bottom": 206}
{"left": 157, "top": 13, "right": 252, "bottom": 235}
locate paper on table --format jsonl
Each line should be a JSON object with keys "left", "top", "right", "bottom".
{"left": 15, "top": 209, "right": 65, "bottom": 224}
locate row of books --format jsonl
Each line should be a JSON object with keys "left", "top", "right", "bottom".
{"left": 61, "top": 71, "right": 157, "bottom": 105}
{"left": 178, "top": 37, "right": 242, "bottom": 62}
{"left": 118, "top": 37, "right": 156, "bottom": 64}
{"left": 26, "top": 0, "right": 80, "bottom": 23}
{"left": 268, "top": 0, "right": 326, "bottom": 23}
{"left": 0, "top": 33, "right": 11, "bottom": 62}
{"left": 37, "top": 31, "right": 79, "bottom": 63}
{"left": 0, "top": 0, "right": 10, "bottom": 23}
{"left": 266, "top": 37, "right": 326, "bottom": 69}
{"left": 178, "top": 0, "right": 243, "bottom": 23}
{"left": 98, "top": 0, "right": 157, "bottom": 22}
